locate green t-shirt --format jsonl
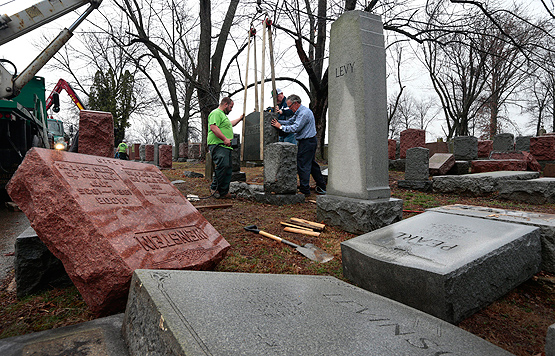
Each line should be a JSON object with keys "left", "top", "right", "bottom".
{"left": 118, "top": 142, "right": 128, "bottom": 153}
{"left": 207, "top": 108, "right": 233, "bottom": 149}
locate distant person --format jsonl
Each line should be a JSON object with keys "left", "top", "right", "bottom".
{"left": 208, "top": 97, "right": 245, "bottom": 199}
{"left": 117, "top": 140, "right": 128, "bottom": 160}
{"left": 271, "top": 88, "right": 296, "bottom": 144}
{"left": 270, "top": 94, "right": 326, "bottom": 196}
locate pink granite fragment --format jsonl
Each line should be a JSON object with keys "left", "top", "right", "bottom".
{"left": 478, "top": 140, "right": 493, "bottom": 158}
{"left": 530, "top": 136, "right": 555, "bottom": 161}
{"left": 78, "top": 110, "right": 114, "bottom": 158}
{"left": 471, "top": 159, "right": 527, "bottom": 173}
{"left": 489, "top": 151, "right": 541, "bottom": 172}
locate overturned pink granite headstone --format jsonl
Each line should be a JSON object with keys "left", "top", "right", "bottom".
{"left": 400, "top": 129, "right": 425, "bottom": 159}
{"left": 490, "top": 151, "right": 541, "bottom": 172}
{"left": 159, "top": 145, "right": 173, "bottom": 168}
{"left": 471, "top": 159, "right": 527, "bottom": 173}
{"left": 530, "top": 136, "right": 555, "bottom": 161}
{"left": 7, "top": 148, "right": 229, "bottom": 316}
{"left": 78, "top": 110, "right": 114, "bottom": 158}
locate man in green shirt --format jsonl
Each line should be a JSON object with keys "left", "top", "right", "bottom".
{"left": 208, "top": 97, "right": 244, "bottom": 198}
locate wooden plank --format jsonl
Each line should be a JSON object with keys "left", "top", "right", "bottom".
{"left": 283, "top": 227, "right": 321, "bottom": 237}
{"left": 280, "top": 222, "right": 313, "bottom": 231}
{"left": 290, "top": 218, "right": 326, "bottom": 230}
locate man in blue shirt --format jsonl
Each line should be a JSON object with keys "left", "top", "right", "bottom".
{"left": 271, "top": 94, "right": 326, "bottom": 196}
{"left": 272, "top": 88, "right": 296, "bottom": 144}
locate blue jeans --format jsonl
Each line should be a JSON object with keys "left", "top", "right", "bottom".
{"left": 279, "top": 133, "right": 297, "bottom": 144}
{"left": 297, "top": 136, "right": 325, "bottom": 194}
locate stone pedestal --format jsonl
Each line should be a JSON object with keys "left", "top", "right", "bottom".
{"left": 264, "top": 142, "right": 297, "bottom": 194}
{"left": 320, "top": 11, "right": 401, "bottom": 233}
{"left": 78, "top": 110, "right": 114, "bottom": 157}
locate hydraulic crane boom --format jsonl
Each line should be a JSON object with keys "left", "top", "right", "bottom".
{"left": 0, "top": 0, "right": 102, "bottom": 99}
{"left": 46, "top": 79, "right": 86, "bottom": 112}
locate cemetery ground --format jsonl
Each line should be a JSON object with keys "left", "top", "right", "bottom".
{"left": 0, "top": 161, "right": 554, "bottom": 356}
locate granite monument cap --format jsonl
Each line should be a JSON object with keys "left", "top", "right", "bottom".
{"left": 123, "top": 269, "right": 513, "bottom": 356}
{"left": 7, "top": 148, "right": 230, "bottom": 316}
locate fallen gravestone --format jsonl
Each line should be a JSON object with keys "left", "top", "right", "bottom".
{"left": 7, "top": 148, "right": 229, "bottom": 316}
{"left": 429, "top": 153, "right": 455, "bottom": 176}
{"left": 122, "top": 269, "right": 513, "bottom": 356}
{"left": 470, "top": 159, "right": 527, "bottom": 173}
{"left": 341, "top": 211, "right": 541, "bottom": 324}
{"left": 432, "top": 171, "right": 539, "bottom": 196}
{"left": 0, "top": 314, "right": 128, "bottom": 356}
{"left": 428, "top": 204, "right": 555, "bottom": 273}
{"left": 15, "top": 226, "right": 73, "bottom": 299}
{"left": 498, "top": 177, "right": 555, "bottom": 204}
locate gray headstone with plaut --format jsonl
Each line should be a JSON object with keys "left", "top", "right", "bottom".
{"left": 317, "top": 11, "right": 402, "bottom": 234}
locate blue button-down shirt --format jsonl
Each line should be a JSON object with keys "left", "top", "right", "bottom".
{"left": 280, "top": 104, "right": 317, "bottom": 139}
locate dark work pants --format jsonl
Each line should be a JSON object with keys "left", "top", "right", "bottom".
{"left": 297, "top": 136, "right": 326, "bottom": 194}
{"left": 209, "top": 145, "right": 232, "bottom": 195}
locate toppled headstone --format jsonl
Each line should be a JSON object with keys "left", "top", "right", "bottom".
{"left": 264, "top": 142, "right": 297, "bottom": 194}
{"left": 515, "top": 136, "right": 532, "bottom": 152}
{"left": 433, "top": 171, "right": 539, "bottom": 196}
{"left": 15, "top": 227, "right": 72, "bottom": 299}
{"left": 428, "top": 204, "right": 555, "bottom": 273}
{"left": 471, "top": 159, "right": 527, "bottom": 173}
{"left": 429, "top": 153, "right": 455, "bottom": 176}
{"left": 478, "top": 140, "right": 493, "bottom": 158}
{"left": 492, "top": 133, "right": 514, "bottom": 152}
{"left": 490, "top": 151, "right": 541, "bottom": 172}
{"left": 183, "top": 171, "right": 204, "bottom": 178}
{"left": 400, "top": 129, "right": 425, "bottom": 159}
{"left": 531, "top": 136, "right": 555, "bottom": 161}
{"left": 123, "top": 269, "right": 513, "bottom": 355}
{"left": 341, "top": 211, "right": 541, "bottom": 324}
{"left": 498, "top": 177, "right": 555, "bottom": 204}
{"left": 7, "top": 148, "right": 229, "bottom": 316}
{"left": 453, "top": 136, "right": 478, "bottom": 160}
{"left": 78, "top": 110, "right": 114, "bottom": 158}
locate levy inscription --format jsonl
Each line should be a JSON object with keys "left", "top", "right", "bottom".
{"left": 335, "top": 62, "right": 355, "bottom": 77}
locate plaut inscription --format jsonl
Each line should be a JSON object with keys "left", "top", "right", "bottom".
{"left": 122, "top": 168, "right": 185, "bottom": 205}
{"left": 54, "top": 161, "right": 141, "bottom": 209}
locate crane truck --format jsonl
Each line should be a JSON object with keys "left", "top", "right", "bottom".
{"left": 0, "top": 0, "right": 102, "bottom": 190}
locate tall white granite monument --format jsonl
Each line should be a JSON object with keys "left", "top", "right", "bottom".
{"left": 317, "top": 11, "right": 402, "bottom": 234}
